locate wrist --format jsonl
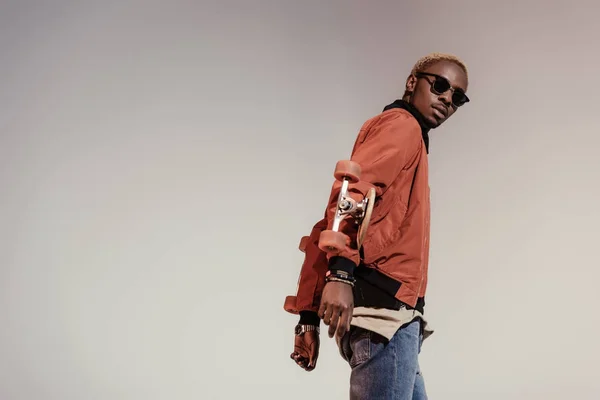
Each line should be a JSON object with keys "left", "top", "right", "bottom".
{"left": 325, "top": 269, "right": 356, "bottom": 287}
{"left": 328, "top": 256, "right": 356, "bottom": 276}
{"left": 294, "top": 323, "right": 320, "bottom": 336}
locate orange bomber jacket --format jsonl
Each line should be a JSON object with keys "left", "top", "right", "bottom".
{"left": 284, "top": 100, "right": 432, "bottom": 323}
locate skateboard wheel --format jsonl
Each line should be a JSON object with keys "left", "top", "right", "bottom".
{"left": 284, "top": 295, "right": 298, "bottom": 313}
{"left": 334, "top": 160, "right": 361, "bottom": 183}
{"left": 298, "top": 236, "right": 309, "bottom": 253}
{"left": 318, "top": 230, "right": 348, "bottom": 253}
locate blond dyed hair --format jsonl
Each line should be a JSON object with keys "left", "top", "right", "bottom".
{"left": 410, "top": 52, "right": 468, "bottom": 81}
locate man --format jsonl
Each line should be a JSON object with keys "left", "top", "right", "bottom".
{"left": 284, "top": 53, "right": 470, "bottom": 399}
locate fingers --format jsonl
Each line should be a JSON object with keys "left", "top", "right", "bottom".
{"left": 322, "top": 306, "right": 333, "bottom": 326}
{"left": 335, "top": 308, "right": 351, "bottom": 339}
{"left": 291, "top": 351, "right": 316, "bottom": 372}
{"left": 307, "top": 352, "right": 317, "bottom": 370}
{"left": 317, "top": 302, "right": 326, "bottom": 320}
{"left": 327, "top": 303, "right": 353, "bottom": 339}
{"left": 328, "top": 308, "right": 340, "bottom": 338}
{"left": 291, "top": 332, "right": 319, "bottom": 372}
{"left": 321, "top": 303, "right": 335, "bottom": 337}
{"left": 291, "top": 339, "right": 312, "bottom": 371}
{"left": 291, "top": 352, "right": 308, "bottom": 369}
{"left": 318, "top": 283, "right": 354, "bottom": 339}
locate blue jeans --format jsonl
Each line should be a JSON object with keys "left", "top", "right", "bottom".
{"left": 339, "top": 319, "right": 427, "bottom": 399}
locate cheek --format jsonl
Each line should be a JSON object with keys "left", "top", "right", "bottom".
{"left": 414, "top": 86, "right": 434, "bottom": 108}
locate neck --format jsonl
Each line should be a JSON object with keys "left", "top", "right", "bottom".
{"left": 382, "top": 99, "right": 430, "bottom": 153}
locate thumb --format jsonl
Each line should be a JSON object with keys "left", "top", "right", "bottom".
{"left": 308, "top": 341, "right": 318, "bottom": 368}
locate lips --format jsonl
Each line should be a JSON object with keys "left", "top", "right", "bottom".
{"left": 432, "top": 104, "right": 448, "bottom": 118}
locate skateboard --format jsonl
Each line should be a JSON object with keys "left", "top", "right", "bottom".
{"left": 318, "top": 160, "right": 376, "bottom": 255}
{"left": 283, "top": 160, "right": 375, "bottom": 315}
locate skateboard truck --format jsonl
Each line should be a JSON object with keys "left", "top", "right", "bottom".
{"left": 318, "top": 160, "right": 375, "bottom": 255}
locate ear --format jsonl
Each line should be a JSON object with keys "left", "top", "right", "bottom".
{"left": 405, "top": 74, "right": 417, "bottom": 93}
{"left": 402, "top": 74, "right": 417, "bottom": 101}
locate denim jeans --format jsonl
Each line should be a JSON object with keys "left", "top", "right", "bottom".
{"left": 339, "top": 319, "right": 427, "bottom": 399}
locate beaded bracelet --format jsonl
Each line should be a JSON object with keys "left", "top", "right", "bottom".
{"left": 325, "top": 270, "right": 356, "bottom": 286}
{"left": 325, "top": 276, "right": 355, "bottom": 287}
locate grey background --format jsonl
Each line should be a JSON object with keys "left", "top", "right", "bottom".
{"left": 1, "top": 1, "right": 599, "bottom": 399}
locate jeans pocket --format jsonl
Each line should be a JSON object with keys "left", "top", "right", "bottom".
{"left": 338, "top": 331, "right": 352, "bottom": 362}
{"left": 349, "top": 328, "right": 371, "bottom": 368}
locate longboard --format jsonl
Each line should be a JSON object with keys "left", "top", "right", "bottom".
{"left": 283, "top": 160, "right": 375, "bottom": 314}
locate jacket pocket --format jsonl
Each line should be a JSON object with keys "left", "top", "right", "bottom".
{"left": 368, "top": 192, "right": 396, "bottom": 225}
{"left": 362, "top": 194, "right": 407, "bottom": 260}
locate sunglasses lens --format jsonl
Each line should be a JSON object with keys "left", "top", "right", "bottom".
{"left": 452, "top": 92, "right": 468, "bottom": 107}
{"left": 432, "top": 78, "right": 451, "bottom": 94}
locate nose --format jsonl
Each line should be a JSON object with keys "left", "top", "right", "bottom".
{"left": 439, "top": 90, "right": 453, "bottom": 106}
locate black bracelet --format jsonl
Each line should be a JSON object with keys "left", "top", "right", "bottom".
{"left": 325, "top": 270, "right": 356, "bottom": 284}
{"left": 326, "top": 269, "right": 354, "bottom": 280}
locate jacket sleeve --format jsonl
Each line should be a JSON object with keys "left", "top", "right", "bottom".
{"left": 285, "top": 110, "right": 422, "bottom": 321}
{"left": 324, "top": 111, "right": 422, "bottom": 275}
{"left": 289, "top": 217, "right": 329, "bottom": 321}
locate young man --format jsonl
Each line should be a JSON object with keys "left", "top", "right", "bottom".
{"left": 284, "top": 53, "right": 470, "bottom": 399}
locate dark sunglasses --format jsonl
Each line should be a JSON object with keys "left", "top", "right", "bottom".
{"left": 415, "top": 72, "right": 470, "bottom": 107}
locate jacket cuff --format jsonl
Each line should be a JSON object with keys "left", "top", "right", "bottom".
{"left": 328, "top": 256, "right": 357, "bottom": 276}
{"left": 298, "top": 311, "right": 320, "bottom": 326}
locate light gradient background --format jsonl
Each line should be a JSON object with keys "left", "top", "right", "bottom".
{"left": 1, "top": 1, "right": 599, "bottom": 399}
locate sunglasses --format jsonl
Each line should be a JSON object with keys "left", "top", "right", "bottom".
{"left": 415, "top": 72, "right": 470, "bottom": 107}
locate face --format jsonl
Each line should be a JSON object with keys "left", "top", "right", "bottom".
{"left": 405, "top": 60, "right": 469, "bottom": 129}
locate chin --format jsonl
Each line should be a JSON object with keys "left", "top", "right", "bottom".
{"left": 425, "top": 114, "right": 442, "bottom": 129}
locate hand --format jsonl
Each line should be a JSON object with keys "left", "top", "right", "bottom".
{"left": 318, "top": 281, "right": 354, "bottom": 339}
{"left": 290, "top": 330, "right": 320, "bottom": 371}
